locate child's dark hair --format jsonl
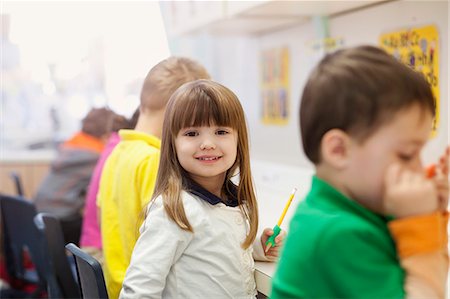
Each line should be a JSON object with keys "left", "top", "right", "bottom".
{"left": 300, "top": 45, "right": 435, "bottom": 164}
{"left": 81, "top": 107, "right": 114, "bottom": 138}
{"left": 111, "top": 113, "right": 133, "bottom": 132}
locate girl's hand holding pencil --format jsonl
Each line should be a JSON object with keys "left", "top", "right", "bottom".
{"left": 262, "top": 188, "right": 297, "bottom": 256}
{"left": 261, "top": 228, "right": 286, "bottom": 257}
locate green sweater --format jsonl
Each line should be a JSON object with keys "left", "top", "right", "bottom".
{"left": 271, "top": 176, "right": 405, "bottom": 299}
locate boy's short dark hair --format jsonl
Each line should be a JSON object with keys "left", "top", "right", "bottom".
{"left": 81, "top": 107, "right": 114, "bottom": 138}
{"left": 300, "top": 45, "right": 435, "bottom": 164}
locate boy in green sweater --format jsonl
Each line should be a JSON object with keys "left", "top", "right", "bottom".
{"left": 271, "top": 45, "right": 448, "bottom": 298}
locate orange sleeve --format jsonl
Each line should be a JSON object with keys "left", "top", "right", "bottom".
{"left": 388, "top": 212, "right": 447, "bottom": 258}
{"left": 389, "top": 212, "right": 449, "bottom": 299}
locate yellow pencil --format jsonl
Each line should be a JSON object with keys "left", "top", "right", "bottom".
{"left": 265, "top": 188, "right": 297, "bottom": 253}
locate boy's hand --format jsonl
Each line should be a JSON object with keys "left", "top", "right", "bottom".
{"left": 433, "top": 146, "right": 449, "bottom": 211}
{"left": 383, "top": 163, "right": 438, "bottom": 218}
{"left": 261, "top": 227, "right": 286, "bottom": 257}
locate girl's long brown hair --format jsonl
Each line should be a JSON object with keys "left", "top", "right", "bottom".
{"left": 151, "top": 79, "right": 258, "bottom": 248}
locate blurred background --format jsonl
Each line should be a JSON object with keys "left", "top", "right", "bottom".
{"left": 1, "top": 1, "right": 169, "bottom": 149}
{"left": 1, "top": 1, "right": 449, "bottom": 224}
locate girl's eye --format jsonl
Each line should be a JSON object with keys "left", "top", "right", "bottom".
{"left": 184, "top": 131, "right": 198, "bottom": 137}
{"left": 216, "top": 130, "right": 229, "bottom": 135}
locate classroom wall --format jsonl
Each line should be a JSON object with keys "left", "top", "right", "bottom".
{"left": 167, "top": 0, "right": 449, "bottom": 227}
{"left": 252, "top": 0, "right": 448, "bottom": 167}
{"left": 169, "top": 0, "right": 448, "bottom": 169}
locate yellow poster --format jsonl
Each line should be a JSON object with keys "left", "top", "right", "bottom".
{"left": 261, "top": 47, "right": 290, "bottom": 125}
{"left": 380, "top": 25, "right": 439, "bottom": 134}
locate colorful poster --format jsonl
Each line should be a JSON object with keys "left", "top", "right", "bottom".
{"left": 380, "top": 25, "right": 439, "bottom": 134}
{"left": 260, "top": 47, "right": 290, "bottom": 125}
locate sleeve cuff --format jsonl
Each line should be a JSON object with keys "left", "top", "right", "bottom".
{"left": 388, "top": 211, "right": 448, "bottom": 258}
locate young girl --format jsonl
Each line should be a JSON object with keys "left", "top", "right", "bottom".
{"left": 120, "top": 79, "right": 284, "bottom": 299}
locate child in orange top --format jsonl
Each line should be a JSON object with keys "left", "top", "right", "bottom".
{"left": 35, "top": 107, "right": 115, "bottom": 244}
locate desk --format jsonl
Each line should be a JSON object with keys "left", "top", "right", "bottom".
{"left": 0, "top": 149, "right": 55, "bottom": 198}
{"left": 255, "top": 261, "right": 277, "bottom": 296}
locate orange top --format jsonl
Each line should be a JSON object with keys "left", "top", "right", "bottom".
{"left": 389, "top": 212, "right": 448, "bottom": 299}
{"left": 62, "top": 132, "right": 105, "bottom": 153}
{"left": 388, "top": 211, "right": 448, "bottom": 258}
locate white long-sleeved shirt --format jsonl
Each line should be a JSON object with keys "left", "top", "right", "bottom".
{"left": 120, "top": 191, "right": 270, "bottom": 299}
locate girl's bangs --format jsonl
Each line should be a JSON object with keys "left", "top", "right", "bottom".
{"left": 171, "top": 89, "right": 239, "bottom": 135}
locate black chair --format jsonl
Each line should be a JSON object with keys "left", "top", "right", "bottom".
{"left": 0, "top": 194, "right": 60, "bottom": 298}
{"left": 34, "top": 213, "right": 81, "bottom": 298}
{"left": 65, "top": 243, "right": 109, "bottom": 299}
{"left": 9, "top": 171, "right": 24, "bottom": 197}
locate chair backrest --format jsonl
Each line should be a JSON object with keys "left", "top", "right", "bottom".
{"left": 0, "top": 194, "right": 61, "bottom": 297}
{"left": 34, "top": 213, "right": 81, "bottom": 298}
{"left": 65, "top": 243, "right": 108, "bottom": 299}
{"left": 9, "top": 171, "right": 24, "bottom": 197}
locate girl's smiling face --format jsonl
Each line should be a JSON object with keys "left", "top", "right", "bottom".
{"left": 175, "top": 125, "right": 238, "bottom": 195}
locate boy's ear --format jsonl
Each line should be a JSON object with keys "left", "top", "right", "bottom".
{"left": 320, "top": 129, "right": 351, "bottom": 169}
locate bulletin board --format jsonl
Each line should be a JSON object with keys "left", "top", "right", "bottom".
{"left": 260, "top": 47, "right": 290, "bottom": 125}
{"left": 379, "top": 25, "right": 440, "bottom": 135}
